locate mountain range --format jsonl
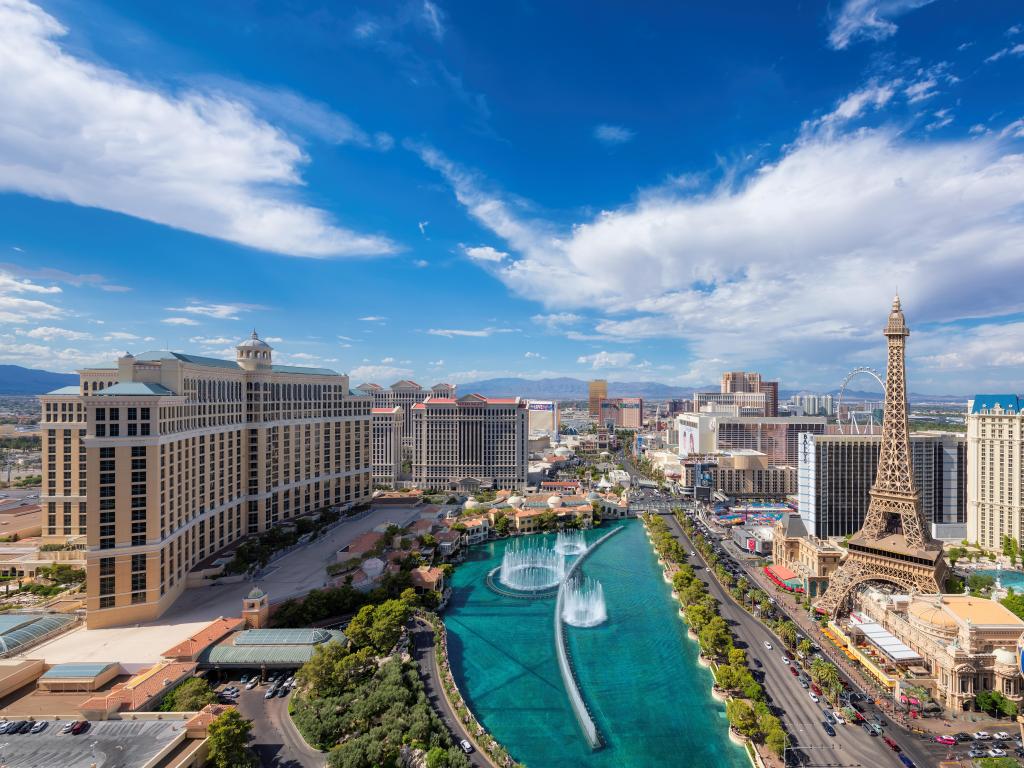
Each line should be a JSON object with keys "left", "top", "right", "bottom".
{"left": 0, "top": 365, "right": 78, "bottom": 396}
{"left": 0, "top": 366, "right": 968, "bottom": 404}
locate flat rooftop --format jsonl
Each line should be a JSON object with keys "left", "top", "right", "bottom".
{"left": 21, "top": 618, "right": 216, "bottom": 667}
{"left": 0, "top": 718, "right": 186, "bottom": 767}
{"left": 939, "top": 594, "right": 1024, "bottom": 626}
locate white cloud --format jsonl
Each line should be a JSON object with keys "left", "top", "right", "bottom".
{"left": 165, "top": 302, "right": 262, "bottom": 320}
{"left": 524, "top": 351, "right": 544, "bottom": 359}
{"left": 418, "top": 221, "right": 429, "bottom": 236}
{"left": 577, "top": 351, "right": 635, "bottom": 369}
{"left": 104, "top": 331, "right": 141, "bottom": 341}
{"left": 1009, "top": 25, "right": 1022, "bottom": 36}
{"left": 413, "top": 259, "right": 429, "bottom": 268}
{"left": 0, "top": 340, "right": 128, "bottom": 372}
{"left": 381, "top": 357, "right": 395, "bottom": 364}
{"left": 810, "top": 80, "right": 897, "bottom": 133}
{"left": 426, "top": 327, "right": 518, "bottom": 338}
{"left": 162, "top": 317, "right": 199, "bottom": 326}
{"left": 0, "top": 1, "right": 396, "bottom": 258}
{"left": 461, "top": 244, "right": 508, "bottom": 262}
{"left": 904, "top": 78, "right": 938, "bottom": 103}
{"left": 265, "top": 336, "right": 283, "bottom": 343}
{"left": 925, "top": 108, "right": 953, "bottom": 132}
{"left": 532, "top": 312, "right": 582, "bottom": 329}
{"left": 985, "top": 43, "right": 1024, "bottom": 63}
{"left": 359, "top": 316, "right": 387, "bottom": 322}
{"left": 828, "top": 0, "right": 936, "bottom": 50}
{"left": 18, "top": 325, "right": 90, "bottom": 341}
{"left": 0, "top": 270, "right": 63, "bottom": 323}
{"left": 429, "top": 359, "right": 444, "bottom": 367}
{"left": 594, "top": 124, "right": 634, "bottom": 145}
{"left": 418, "top": 111, "right": 1024, "bottom": 389}
{"left": 350, "top": 364, "right": 415, "bottom": 382}
{"left": 189, "top": 335, "right": 235, "bottom": 346}
{"left": 421, "top": 1, "right": 445, "bottom": 41}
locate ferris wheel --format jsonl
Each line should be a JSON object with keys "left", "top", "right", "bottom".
{"left": 837, "top": 366, "right": 885, "bottom": 434}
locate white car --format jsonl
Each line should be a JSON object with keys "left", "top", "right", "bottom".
{"left": 781, "top": 656, "right": 790, "bottom": 665}
{"left": 809, "top": 692, "right": 819, "bottom": 703}
{"left": 973, "top": 731, "right": 991, "bottom": 740}
{"left": 993, "top": 731, "right": 1010, "bottom": 740}
{"left": 988, "top": 748, "right": 1007, "bottom": 758}
{"left": 763, "top": 641, "right": 773, "bottom": 650}
{"left": 831, "top": 711, "right": 845, "bottom": 725}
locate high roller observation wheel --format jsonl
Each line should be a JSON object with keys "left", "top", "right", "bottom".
{"left": 837, "top": 366, "right": 885, "bottom": 435}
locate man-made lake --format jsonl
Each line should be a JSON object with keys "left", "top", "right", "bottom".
{"left": 444, "top": 519, "right": 749, "bottom": 767}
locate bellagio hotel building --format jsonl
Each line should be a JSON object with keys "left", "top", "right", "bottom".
{"left": 39, "top": 332, "right": 371, "bottom": 628}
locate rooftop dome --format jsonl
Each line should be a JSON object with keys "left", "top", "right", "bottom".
{"left": 247, "top": 586, "right": 266, "bottom": 600}
{"left": 587, "top": 490, "right": 600, "bottom": 501}
{"left": 237, "top": 329, "right": 273, "bottom": 350}
{"left": 507, "top": 495, "right": 524, "bottom": 508}
{"left": 907, "top": 599, "right": 958, "bottom": 641}
{"left": 554, "top": 446, "right": 572, "bottom": 457}
{"left": 547, "top": 495, "right": 563, "bottom": 508}
{"left": 464, "top": 497, "right": 481, "bottom": 510}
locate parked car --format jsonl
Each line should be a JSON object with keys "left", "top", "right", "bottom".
{"left": 898, "top": 755, "right": 915, "bottom": 768}
{"left": 459, "top": 739, "right": 474, "bottom": 754}
{"left": 30, "top": 721, "right": 47, "bottom": 734}
{"left": 862, "top": 721, "right": 878, "bottom": 736}
{"left": 246, "top": 678, "right": 258, "bottom": 690}
{"left": 264, "top": 687, "right": 277, "bottom": 700}
{"left": 883, "top": 736, "right": 900, "bottom": 752}
{"left": 789, "top": 665, "right": 798, "bottom": 676}
{"left": 809, "top": 692, "right": 819, "bottom": 703}
{"left": 810, "top": 683, "right": 822, "bottom": 695}
{"left": 823, "top": 712, "right": 835, "bottom": 725}
{"left": 989, "top": 748, "right": 1007, "bottom": 758}
{"left": 239, "top": 674, "right": 249, "bottom": 684}
{"left": 0, "top": 722, "right": 11, "bottom": 734}
{"left": 994, "top": 731, "right": 1011, "bottom": 740}
{"left": 799, "top": 679, "right": 809, "bottom": 689}
{"left": 934, "top": 735, "right": 956, "bottom": 746}
{"left": 277, "top": 686, "right": 289, "bottom": 697}
{"left": 822, "top": 721, "right": 836, "bottom": 737}
{"left": 831, "top": 711, "right": 845, "bottom": 725}
{"left": 60, "top": 721, "right": 75, "bottom": 734}
{"left": 7, "top": 721, "right": 25, "bottom": 734}
{"left": 973, "top": 731, "right": 991, "bottom": 740}
{"left": 70, "top": 721, "right": 90, "bottom": 735}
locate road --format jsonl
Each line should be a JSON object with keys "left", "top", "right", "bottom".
{"left": 234, "top": 685, "right": 325, "bottom": 768}
{"left": 663, "top": 509, "right": 940, "bottom": 767}
{"left": 410, "top": 618, "right": 493, "bottom": 768}
{"left": 160, "top": 504, "right": 424, "bottom": 623}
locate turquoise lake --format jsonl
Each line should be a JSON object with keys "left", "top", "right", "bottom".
{"left": 444, "top": 519, "right": 750, "bottom": 768}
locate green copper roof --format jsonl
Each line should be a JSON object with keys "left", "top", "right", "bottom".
{"left": 271, "top": 364, "right": 338, "bottom": 376}
{"left": 135, "top": 351, "right": 239, "bottom": 369}
{"left": 44, "top": 385, "right": 81, "bottom": 396}
{"left": 200, "top": 630, "right": 345, "bottom": 667}
{"left": 94, "top": 382, "right": 176, "bottom": 396}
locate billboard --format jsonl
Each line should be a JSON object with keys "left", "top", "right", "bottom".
{"left": 529, "top": 402, "right": 555, "bottom": 411}
{"left": 679, "top": 424, "right": 699, "bottom": 456}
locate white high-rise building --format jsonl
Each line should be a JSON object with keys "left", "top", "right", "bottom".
{"left": 967, "top": 396, "right": 1024, "bottom": 550}
{"left": 527, "top": 400, "right": 559, "bottom": 435}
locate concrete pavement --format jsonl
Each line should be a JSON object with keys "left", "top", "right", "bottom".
{"left": 234, "top": 684, "right": 325, "bottom": 768}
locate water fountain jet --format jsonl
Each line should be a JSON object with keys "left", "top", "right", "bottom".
{"left": 499, "top": 543, "right": 566, "bottom": 591}
{"left": 561, "top": 574, "right": 607, "bottom": 627}
{"left": 554, "top": 530, "right": 587, "bottom": 556}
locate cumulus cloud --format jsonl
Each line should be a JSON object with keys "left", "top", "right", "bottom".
{"left": 18, "top": 325, "right": 90, "bottom": 341}
{"left": 828, "top": 0, "right": 936, "bottom": 50}
{"left": 524, "top": 351, "right": 544, "bottom": 359}
{"left": 417, "top": 103, "right": 1024, "bottom": 388}
{"left": 577, "top": 351, "right": 635, "bottom": 369}
{"left": 0, "top": 1, "right": 396, "bottom": 258}
{"left": 532, "top": 312, "right": 582, "bottom": 328}
{"left": 162, "top": 317, "right": 199, "bottom": 326}
{"left": 350, "top": 364, "right": 415, "bottom": 382}
{"left": 594, "top": 124, "right": 635, "bottom": 145}
{"left": 461, "top": 244, "right": 508, "bottom": 262}
{"left": 0, "top": 270, "right": 63, "bottom": 323}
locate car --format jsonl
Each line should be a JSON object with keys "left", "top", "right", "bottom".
{"left": 989, "top": 748, "right": 1007, "bottom": 758}
{"left": 897, "top": 755, "right": 915, "bottom": 768}
{"left": 60, "top": 721, "right": 75, "bottom": 734}
{"left": 831, "top": 711, "right": 845, "bottom": 725}
{"left": 459, "top": 739, "right": 474, "bottom": 754}
{"left": 994, "top": 731, "right": 1011, "bottom": 740}
{"left": 7, "top": 721, "right": 26, "bottom": 734}
{"left": 822, "top": 721, "right": 836, "bottom": 737}
{"left": 239, "top": 674, "right": 249, "bottom": 684}
{"left": 763, "top": 641, "right": 773, "bottom": 650}
{"left": 823, "top": 711, "right": 835, "bottom": 725}
{"left": 873, "top": 714, "right": 888, "bottom": 727}
{"left": 789, "top": 665, "right": 798, "bottom": 676}
{"left": 277, "top": 686, "right": 289, "bottom": 697}
{"left": 246, "top": 678, "right": 258, "bottom": 690}
{"left": 810, "top": 683, "right": 822, "bottom": 695}
{"left": 862, "top": 722, "right": 878, "bottom": 736}
{"left": 284, "top": 676, "right": 295, "bottom": 687}
{"left": 1015, "top": 746, "right": 1024, "bottom": 759}
{"left": 264, "top": 687, "right": 277, "bottom": 700}
{"left": 934, "top": 735, "right": 956, "bottom": 746}
{"left": 0, "top": 722, "right": 10, "bottom": 734}
{"left": 968, "top": 749, "right": 986, "bottom": 759}
{"left": 973, "top": 731, "right": 991, "bottom": 740}
{"left": 753, "top": 658, "right": 762, "bottom": 668}
{"left": 809, "top": 692, "right": 819, "bottom": 703}
{"left": 799, "top": 679, "right": 809, "bottom": 689}
{"left": 30, "top": 721, "right": 47, "bottom": 734}
{"left": 781, "top": 656, "right": 790, "bottom": 665}
{"left": 883, "top": 736, "right": 900, "bottom": 752}
{"left": 70, "top": 720, "right": 89, "bottom": 735}
{"left": 954, "top": 732, "right": 975, "bottom": 743}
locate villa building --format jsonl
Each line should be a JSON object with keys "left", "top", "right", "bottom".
{"left": 770, "top": 513, "right": 843, "bottom": 597}
{"left": 39, "top": 331, "right": 372, "bottom": 628}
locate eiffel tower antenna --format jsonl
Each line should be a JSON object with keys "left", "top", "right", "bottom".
{"left": 814, "top": 297, "right": 947, "bottom": 616}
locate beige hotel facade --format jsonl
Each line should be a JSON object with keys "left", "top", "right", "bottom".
{"left": 39, "top": 332, "right": 372, "bottom": 628}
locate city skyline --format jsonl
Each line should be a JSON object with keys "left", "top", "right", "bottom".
{"left": 1, "top": 1, "right": 1024, "bottom": 392}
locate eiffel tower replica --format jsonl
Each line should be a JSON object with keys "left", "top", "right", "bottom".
{"left": 814, "top": 296, "right": 947, "bottom": 616}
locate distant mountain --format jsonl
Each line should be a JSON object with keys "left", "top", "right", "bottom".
{"left": 456, "top": 377, "right": 704, "bottom": 400}
{"left": 0, "top": 365, "right": 77, "bottom": 395}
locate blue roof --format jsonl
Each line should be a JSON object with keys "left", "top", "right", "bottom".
{"left": 0, "top": 613, "right": 76, "bottom": 657}
{"left": 135, "top": 351, "right": 239, "bottom": 369}
{"left": 42, "top": 662, "right": 117, "bottom": 679}
{"left": 94, "top": 382, "right": 176, "bottom": 396}
{"left": 971, "top": 395, "right": 1021, "bottom": 414}
{"left": 44, "top": 385, "right": 80, "bottom": 396}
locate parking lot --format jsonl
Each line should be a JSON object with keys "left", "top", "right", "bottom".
{"left": 0, "top": 719, "right": 185, "bottom": 767}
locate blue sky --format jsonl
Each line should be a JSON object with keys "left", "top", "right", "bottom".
{"left": 1, "top": 0, "right": 1023, "bottom": 393}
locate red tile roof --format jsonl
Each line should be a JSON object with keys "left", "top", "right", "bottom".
{"left": 162, "top": 617, "right": 244, "bottom": 660}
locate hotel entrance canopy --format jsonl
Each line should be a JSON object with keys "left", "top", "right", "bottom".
{"left": 849, "top": 613, "right": 921, "bottom": 663}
